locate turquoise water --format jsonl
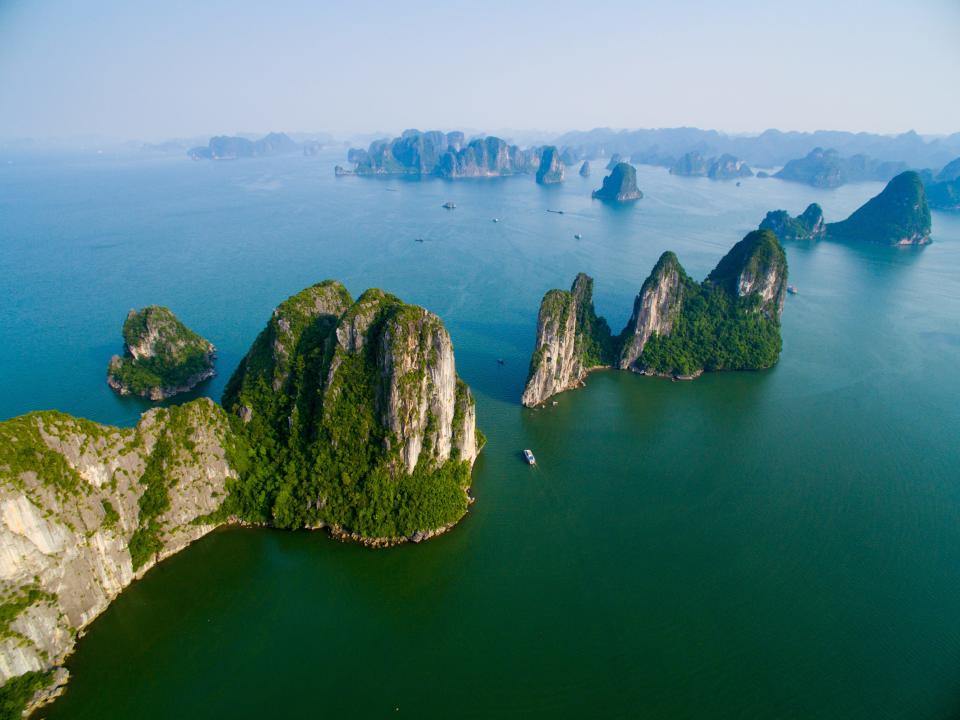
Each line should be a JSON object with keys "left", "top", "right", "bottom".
{"left": 2, "top": 151, "right": 960, "bottom": 719}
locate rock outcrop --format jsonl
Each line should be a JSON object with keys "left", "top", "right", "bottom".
{"left": 107, "top": 306, "right": 216, "bottom": 400}
{"left": 592, "top": 163, "right": 643, "bottom": 203}
{"left": 522, "top": 232, "right": 789, "bottom": 402}
{"left": 344, "top": 130, "right": 538, "bottom": 178}
{"left": 536, "top": 146, "right": 564, "bottom": 185}
{"left": 708, "top": 154, "right": 753, "bottom": 179}
{"left": 774, "top": 147, "right": 907, "bottom": 188}
{"left": 188, "top": 132, "right": 299, "bottom": 160}
{"left": 605, "top": 153, "right": 622, "bottom": 170}
{"left": 826, "top": 171, "right": 932, "bottom": 245}
{"left": 670, "top": 151, "right": 710, "bottom": 177}
{"left": 579, "top": 161, "right": 591, "bottom": 178}
{"left": 223, "top": 281, "right": 481, "bottom": 537}
{"left": 759, "top": 203, "right": 826, "bottom": 241}
{"left": 936, "top": 156, "right": 960, "bottom": 183}
{"left": 521, "top": 274, "right": 613, "bottom": 407}
{"left": 0, "top": 399, "right": 240, "bottom": 711}
{"left": 617, "top": 252, "right": 686, "bottom": 370}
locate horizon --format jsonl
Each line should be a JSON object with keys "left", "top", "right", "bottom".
{"left": 1, "top": 0, "right": 958, "bottom": 142}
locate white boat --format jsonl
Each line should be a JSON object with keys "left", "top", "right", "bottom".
{"left": 523, "top": 449, "right": 536, "bottom": 465}
{"left": 442, "top": 201, "right": 456, "bottom": 209}
{"left": 787, "top": 285, "right": 798, "bottom": 295}
{"left": 574, "top": 233, "right": 582, "bottom": 239}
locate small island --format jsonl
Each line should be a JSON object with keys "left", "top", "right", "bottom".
{"left": 826, "top": 171, "right": 931, "bottom": 245}
{"left": 760, "top": 203, "right": 826, "bottom": 240}
{"left": 536, "top": 146, "right": 564, "bottom": 184}
{"left": 592, "top": 162, "right": 643, "bottom": 203}
{"left": 107, "top": 306, "right": 216, "bottom": 400}
{"left": 579, "top": 160, "right": 591, "bottom": 177}
{"left": 924, "top": 155, "right": 960, "bottom": 211}
{"left": 522, "top": 230, "right": 788, "bottom": 406}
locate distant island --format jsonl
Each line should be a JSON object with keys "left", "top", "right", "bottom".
{"left": 536, "top": 146, "right": 564, "bottom": 184}
{"left": 188, "top": 132, "right": 300, "bottom": 160}
{"left": 522, "top": 230, "right": 788, "bottom": 406}
{"left": 759, "top": 171, "right": 932, "bottom": 245}
{"left": 343, "top": 129, "right": 542, "bottom": 178}
{"left": 0, "top": 281, "right": 482, "bottom": 716}
{"left": 760, "top": 204, "right": 826, "bottom": 241}
{"left": 922, "top": 155, "right": 960, "bottom": 211}
{"left": 773, "top": 147, "right": 907, "bottom": 188}
{"left": 107, "top": 306, "right": 216, "bottom": 399}
{"left": 592, "top": 162, "right": 643, "bottom": 203}
{"left": 670, "top": 151, "right": 753, "bottom": 179}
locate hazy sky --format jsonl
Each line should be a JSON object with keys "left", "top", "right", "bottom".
{"left": 1, "top": 0, "right": 959, "bottom": 141}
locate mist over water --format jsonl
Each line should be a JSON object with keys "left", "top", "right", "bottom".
{"left": 3, "top": 151, "right": 960, "bottom": 718}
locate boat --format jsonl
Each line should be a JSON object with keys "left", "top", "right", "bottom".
{"left": 414, "top": 237, "right": 424, "bottom": 243}
{"left": 442, "top": 201, "right": 456, "bottom": 209}
{"left": 574, "top": 233, "right": 582, "bottom": 239}
{"left": 523, "top": 449, "right": 536, "bottom": 465}
{"left": 492, "top": 218, "right": 500, "bottom": 223}
{"left": 497, "top": 358, "right": 505, "bottom": 365}
{"left": 787, "top": 285, "right": 798, "bottom": 295}
{"left": 547, "top": 209, "right": 564, "bottom": 214}
{"left": 736, "top": 181, "right": 741, "bottom": 187}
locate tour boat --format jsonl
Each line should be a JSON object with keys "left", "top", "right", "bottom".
{"left": 574, "top": 233, "right": 582, "bottom": 239}
{"left": 787, "top": 285, "right": 798, "bottom": 295}
{"left": 523, "top": 449, "right": 536, "bottom": 465}
{"left": 442, "top": 201, "right": 456, "bottom": 209}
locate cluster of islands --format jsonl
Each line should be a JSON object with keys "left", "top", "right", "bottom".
{"left": 0, "top": 123, "right": 949, "bottom": 717}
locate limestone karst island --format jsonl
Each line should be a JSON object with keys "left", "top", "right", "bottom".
{"left": 3, "top": 2, "right": 960, "bottom": 719}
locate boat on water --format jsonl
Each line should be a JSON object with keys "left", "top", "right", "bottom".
{"left": 787, "top": 285, "right": 798, "bottom": 295}
{"left": 414, "top": 237, "right": 424, "bottom": 243}
{"left": 547, "top": 209, "right": 564, "bottom": 214}
{"left": 442, "top": 201, "right": 456, "bottom": 209}
{"left": 523, "top": 449, "right": 536, "bottom": 465}
{"left": 492, "top": 218, "right": 500, "bottom": 223}
{"left": 574, "top": 233, "right": 582, "bottom": 239}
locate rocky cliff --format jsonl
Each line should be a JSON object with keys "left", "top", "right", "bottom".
{"left": 759, "top": 203, "right": 826, "bottom": 241}
{"left": 617, "top": 252, "right": 686, "bottom": 370}
{"left": 826, "top": 171, "right": 932, "bottom": 245}
{"left": 926, "top": 178, "right": 960, "bottom": 211}
{"left": 708, "top": 154, "right": 753, "bottom": 179}
{"left": 536, "top": 146, "right": 564, "bottom": 184}
{"left": 579, "top": 161, "right": 591, "bottom": 178}
{"left": 107, "top": 306, "right": 216, "bottom": 400}
{"left": 345, "top": 130, "right": 537, "bottom": 178}
{"left": 521, "top": 274, "right": 613, "bottom": 407}
{"left": 592, "top": 163, "right": 643, "bottom": 203}
{"left": 222, "top": 281, "right": 481, "bottom": 538}
{"left": 522, "top": 232, "right": 788, "bottom": 400}
{"left": 0, "top": 399, "right": 240, "bottom": 711}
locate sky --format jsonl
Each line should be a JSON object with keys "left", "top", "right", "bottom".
{"left": 1, "top": 0, "right": 959, "bottom": 142}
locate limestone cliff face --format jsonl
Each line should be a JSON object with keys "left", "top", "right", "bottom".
{"left": 592, "top": 163, "right": 643, "bottom": 203}
{"left": 521, "top": 274, "right": 612, "bottom": 407}
{"left": 759, "top": 203, "right": 826, "bottom": 241}
{"left": 223, "top": 282, "right": 480, "bottom": 537}
{"left": 618, "top": 252, "right": 686, "bottom": 370}
{"left": 670, "top": 151, "right": 710, "bottom": 177}
{"left": 346, "top": 130, "right": 535, "bottom": 178}
{"left": 707, "top": 229, "right": 789, "bottom": 320}
{"left": 0, "top": 399, "right": 238, "bottom": 695}
{"left": 579, "top": 161, "right": 590, "bottom": 178}
{"left": 535, "top": 146, "right": 564, "bottom": 185}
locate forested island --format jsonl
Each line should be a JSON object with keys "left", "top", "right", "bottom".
{"left": 0, "top": 281, "right": 482, "bottom": 716}
{"left": 760, "top": 171, "right": 933, "bottom": 245}
{"left": 522, "top": 230, "right": 788, "bottom": 406}
{"left": 107, "top": 306, "right": 216, "bottom": 399}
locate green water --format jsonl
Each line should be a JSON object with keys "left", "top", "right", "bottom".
{"left": 2, "top": 151, "right": 960, "bottom": 718}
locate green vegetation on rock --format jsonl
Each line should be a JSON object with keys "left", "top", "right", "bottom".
{"left": 826, "top": 171, "right": 931, "bottom": 245}
{"left": 0, "top": 670, "right": 54, "bottom": 720}
{"left": 759, "top": 203, "right": 825, "bottom": 241}
{"left": 222, "top": 281, "right": 479, "bottom": 540}
{"left": 107, "top": 306, "right": 216, "bottom": 400}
